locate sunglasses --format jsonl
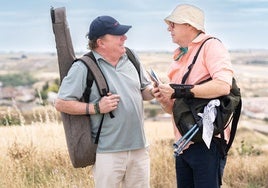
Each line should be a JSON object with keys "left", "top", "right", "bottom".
{"left": 169, "top": 22, "right": 190, "bottom": 30}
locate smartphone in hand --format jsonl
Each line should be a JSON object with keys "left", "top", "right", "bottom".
{"left": 147, "top": 69, "right": 160, "bottom": 87}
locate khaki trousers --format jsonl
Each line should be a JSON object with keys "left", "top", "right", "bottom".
{"left": 93, "top": 148, "right": 150, "bottom": 188}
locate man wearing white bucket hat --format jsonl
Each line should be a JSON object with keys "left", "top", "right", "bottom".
{"left": 151, "top": 4, "right": 233, "bottom": 188}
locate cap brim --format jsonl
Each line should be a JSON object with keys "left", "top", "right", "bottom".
{"left": 109, "top": 25, "right": 132, "bottom": 35}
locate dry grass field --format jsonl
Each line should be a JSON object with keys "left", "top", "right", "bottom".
{"left": 0, "top": 115, "right": 268, "bottom": 188}
{"left": 0, "top": 50, "right": 268, "bottom": 187}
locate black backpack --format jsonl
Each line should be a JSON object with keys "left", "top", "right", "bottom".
{"left": 172, "top": 37, "right": 242, "bottom": 156}
{"left": 50, "top": 7, "right": 140, "bottom": 168}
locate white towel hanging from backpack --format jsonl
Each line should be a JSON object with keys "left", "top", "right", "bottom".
{"left": 198, "top": 99, "right": 220, "bottom": 149}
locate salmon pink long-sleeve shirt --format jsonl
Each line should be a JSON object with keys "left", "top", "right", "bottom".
{"left": 168, "top": 33, "right": 233, "bottom": 142}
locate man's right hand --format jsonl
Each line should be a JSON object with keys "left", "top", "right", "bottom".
{"left": 98, "top": 93, "right": 120, "bottom": 114}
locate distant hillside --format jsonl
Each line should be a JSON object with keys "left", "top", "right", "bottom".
{"left": 0, "top": 50, "right": 268, "bottom": 122}
{"left": 0, "top": 50, "right": 268, "bottom": 75}
{"left": 230, "top": 50, "right": 268, "bottom": 65}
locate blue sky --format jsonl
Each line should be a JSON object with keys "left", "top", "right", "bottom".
{"left": 1, "top": 0, "right": 268, "bottom": 52}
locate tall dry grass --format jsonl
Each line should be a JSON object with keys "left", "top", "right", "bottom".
{"left": 0, "top": 106, "right": 268, "bottom": 188}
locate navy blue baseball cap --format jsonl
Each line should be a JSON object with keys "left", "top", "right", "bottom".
{"left": 88, "top": 16, "right": 132, "bottom": 40}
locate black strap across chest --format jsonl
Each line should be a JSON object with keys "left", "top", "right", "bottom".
{"left": 181, "top": 37, "right": 217, "bottom": 84}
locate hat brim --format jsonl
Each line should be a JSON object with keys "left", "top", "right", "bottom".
{"left": 164, "top": 16, "right": 205, "bottom": 33}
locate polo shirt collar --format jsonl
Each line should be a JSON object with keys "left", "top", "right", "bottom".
{"left": 92, "top": 51, "right": 127, "bottom": 64}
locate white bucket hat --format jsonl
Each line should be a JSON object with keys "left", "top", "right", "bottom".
{"left": 164, "top": 4, "right": 205, "bottom": 33}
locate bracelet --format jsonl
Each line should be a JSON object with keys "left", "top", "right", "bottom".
{"left": 94, "top": 102, "right": 100, "bottom": 114}
{"left": 86, "top": 103, "right": 89, "bottom": 115}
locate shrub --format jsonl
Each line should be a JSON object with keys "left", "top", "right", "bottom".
{"left": 0, "top": 72, "right": 36, "bottom": 87}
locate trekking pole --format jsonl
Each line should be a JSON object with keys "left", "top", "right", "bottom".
{"left": 173, "top": 124, "right": 198, "bottom": 148}
{"left": 173, "top": 124, "right": 200, "bottom": 156}
{"left": 174, "top": 126, "right": 199, "bottom": 156}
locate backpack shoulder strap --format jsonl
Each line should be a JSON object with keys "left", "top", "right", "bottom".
{"left": 226, "top": 98, "right": 242, "bottom": 153}
{"left": 181, "top": 37, "right": 218, "bottom": 84}
{"left": 225, "top": 78, "right": 242, "bottom": 153}
{"left": 125, "top": 47, "right": 141, "bottom": 81}
{"left": 76, "top": 52, "right": 112, "bottom": 145}
{"left": 77, "top": 52, "right": 109, "bottom": 103}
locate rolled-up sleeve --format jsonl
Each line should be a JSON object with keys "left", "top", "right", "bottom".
{"left": 205, "top": 39, "right": 233, "bottom": 86}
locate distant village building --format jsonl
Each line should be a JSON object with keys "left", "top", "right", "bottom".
{"left": 0, "top": 86, "right": 36, "bottom": 108}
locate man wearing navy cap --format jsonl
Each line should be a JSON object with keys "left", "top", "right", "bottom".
{"left": 55, "top": 15, "right": 154, "bottom": 188}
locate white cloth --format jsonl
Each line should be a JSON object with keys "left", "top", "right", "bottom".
{"left": 198, "top": 99, "right": 220, "bottom": 149}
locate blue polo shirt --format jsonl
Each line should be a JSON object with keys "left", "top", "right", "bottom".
{"left": 58, "top": 50, "right": 151, "bottom": 152}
